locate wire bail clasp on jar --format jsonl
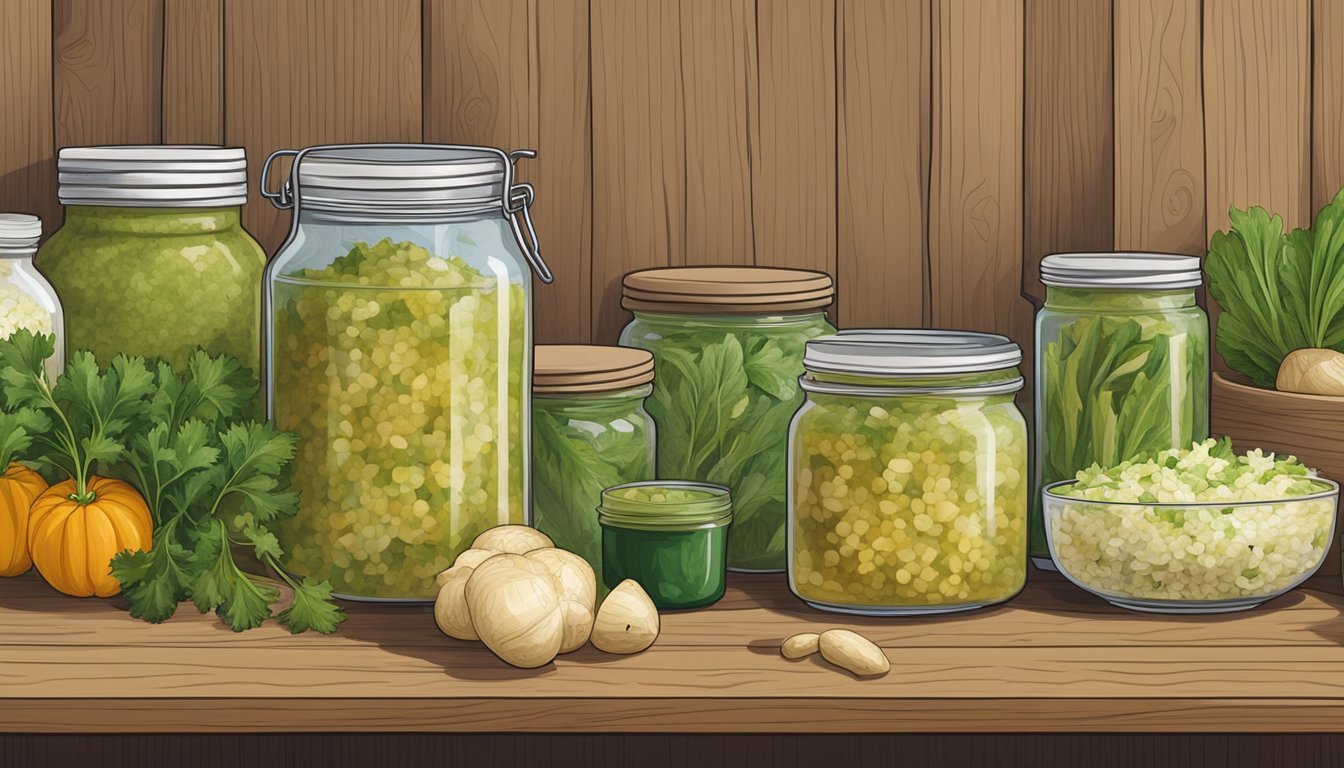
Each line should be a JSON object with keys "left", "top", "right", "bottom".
{"left": 505, "top": 149, "right": 552, "bottom": 284}
{"left": 260, "top": 143, "right": 553, "bottom": 284}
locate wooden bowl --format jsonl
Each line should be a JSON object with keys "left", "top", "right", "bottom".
{"left": 1212, "top": 372, "right": 1344, "bottom": 479}
{"left": 1212, "top": 371, "right": 1344, "bottom": 578}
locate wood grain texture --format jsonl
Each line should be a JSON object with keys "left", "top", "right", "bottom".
{"left": 753, "top": 0, "right": 837, "bottom": 280}
{"left": 7, "top": 572, "right": 1344, "bottom": 733}
{"left": 1204, "top": 0, "right": 1312, "bottom": 233}
{"left": 1023, "top": 0, "right": 1114, "bottom": 304}
{"left": 423, "top": 0, "right": 535, "bottom": 147}
{"left": 532, "top": 0, "right": 593, "bottom": 343}
{"left": 1204, "top": 0, "right": 1311, "bottom": 375}
{"left": 423, "top": 0, "right": 592, "bottom": 342}
{"left": 680, "top": 0, "right": 757, "bottom": 268}
{"left": 0, "top": 0, "right": 56, "bottom": 230}
{"left": 1314, "top": 0, "right": 1344, "bottom": 212}
{"left": 1113, "top": 0, "right": 1205, "bottom": 254}
{"left": 224, "top": 0, "right": 423, "bottom": 253}
{"left": 928, "top": 0, "right": 1031, "bottom": 353}
{"left": 162, "top": 0, "right": 223, "bottom": 144}
{"left": 3, "top": 574, "right": 1343, "bottom": 650}
{"left": 53, "top": 0, "right": 163, "bottom": 147}
{"left": 837, "top": 0, "right": 930, "bottom": 329}
{"left": 590, "top": 0, "right": 685, "bottom": 342}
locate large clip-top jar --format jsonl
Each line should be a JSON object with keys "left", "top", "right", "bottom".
{"left": 36, "top": 146, "right": 266, "bottom": 373}
{"left": 0, "top": 214, "right": 63, "bottom": 379}
{"left": 1033, "top": 254, "right": 1209, "bottom": 569}
{"left": 788, "top": 330, "right": 1029, "bottom": 615}
{"left": 262, "top": 144, "right": 552, "bottom": 601}
{"left": 618, "top": 267, "right": 836, "bottom": 573}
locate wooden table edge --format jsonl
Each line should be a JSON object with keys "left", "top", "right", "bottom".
{"left": 6, "top": 697, "right": 1344, "bottom": 734}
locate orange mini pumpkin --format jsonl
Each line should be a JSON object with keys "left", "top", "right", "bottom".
{"left": 0, "top": 463, "right": 48, "bottom": 576}
{"left": 27, "top": 476, "right": 153, "bottom": 597}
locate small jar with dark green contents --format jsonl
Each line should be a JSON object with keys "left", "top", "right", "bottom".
{"left": 598, "top": 481, "right": 732, "bottom": 609}
{"left": 37, "top": 146, "right": 266, "bottom": 374}
{"left": 533, "top": 345, "right": 657, "bottom": 588}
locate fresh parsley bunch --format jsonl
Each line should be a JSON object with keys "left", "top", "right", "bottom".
{"left": 0, "top": 330, "right": 344, "bottom": 634}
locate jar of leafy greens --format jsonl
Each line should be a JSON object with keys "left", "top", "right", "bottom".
{"left": 789, "top": 330, "right": 1028, "bottom": 616}
{"left": 598, "top": 481, "right": 732, "bottom": 609}
{"left": 0, "top": 214, "right": 63, "bottom": 379}
{"left": 533, "top": 344, "right": 656, "bottom": 587}
{"left": 36, "top": 146, "right": 265, "bottom": 373}
{"left": 1034, "top": 253, "right": 1209, "bottom": 569}
{"left": 618, "top": 267, "right": 835, "bottom": 573}
{"left": 262, "top": 144, "right": 553, "bottom": 602}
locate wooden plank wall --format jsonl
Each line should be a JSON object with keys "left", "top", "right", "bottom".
{"left": 2, "top": 0, "right": 1342, "bottom": 369}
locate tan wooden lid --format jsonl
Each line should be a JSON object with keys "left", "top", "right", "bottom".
{"left": 533, "top": 345, "right": 655, "bottom": 394}
{"left": 621, "top": 266, "right": 835, "bottom": 313}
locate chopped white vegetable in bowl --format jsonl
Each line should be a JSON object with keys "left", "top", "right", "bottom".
{"left": 1043, "top": 439, "right": 1338, "bottom": 613}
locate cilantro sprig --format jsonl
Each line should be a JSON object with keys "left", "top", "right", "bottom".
{"left": 0, "top": 331, "right": 344, "bottom": 634}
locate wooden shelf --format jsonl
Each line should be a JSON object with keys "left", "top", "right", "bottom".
{"left": 4, "top": 570, "right": 1344, "bottom": 734}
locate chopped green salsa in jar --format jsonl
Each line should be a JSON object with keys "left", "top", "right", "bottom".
{"left": 272, "top": 238, "right": 527, "bottom": 600}
{"left": 789, "top": 331, "right": 1029, "bottom": 615}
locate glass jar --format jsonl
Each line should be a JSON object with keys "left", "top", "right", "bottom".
{"left": 36, "top": 146, "right": 265, "bottom": 373}
{"left": 598, "top": 481, "right": 732, "bottom": 609}
{"left": 788, "top": 330, "right": 1029, "bottom": 615}
{"left": 1033, "top": 253, "right": 1209, "bottom": 569}
{"left": 618, "top": 267, "right": 836, "bottom": 573}
{"left": 0, "top": 214, "right": 63, "bottom": 379}
{"left": 532, "top": 344, "right": 656, "bottom": 587}
{"left": 262, "top": 144, "right": 552, "bottom": 602}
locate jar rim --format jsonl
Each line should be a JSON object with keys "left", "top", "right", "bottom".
{"left": 533, "top": 344, "right": 654, "bottom": 393}
{"left": 58, "top": 145, "right": 249, "bottom": 207}
{"left": 799, "top": 373, "right": 1024, "bottom": 397}
{"left": 622, "top": 266, "right": 834, "bottom": 313}
{"left": 1040, "top": 252, "right": 1202, "bottom": 289}
{"left": 598, "top": 481, "right": 733, "bottom": 529}
{"left": 804, "top": 329, "right": 1023, "bottom": 377}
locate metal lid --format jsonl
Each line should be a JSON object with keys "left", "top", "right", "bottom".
{"left": 533, "top": 345, "right": 655, "bottom": 394}
{"left": 58, "top": 146, "right": 248, "bottom": 207}
{"left": 804, "top": 329, "right": 1023, "bottom": 376}
{"left": 1040, "top": 252, "right": 1203, "bottom": 289}
{"left": 293, "top": 146, "right": 508, "bottom": 211}
{"left": 0, "top": 213, "right": 40, "bottom": 257}
{"left": 622, "top": 266, "right": 835, "bottom": 314}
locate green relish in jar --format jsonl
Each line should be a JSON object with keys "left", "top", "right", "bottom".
{"left": 598, "top": 481, "right": 732, "bottom": 609}
{"left": 37, "top": 146, "right": 265, "bottom": 374}
{"left": 788, "top": 330, "right": 1029, "bottom": 615}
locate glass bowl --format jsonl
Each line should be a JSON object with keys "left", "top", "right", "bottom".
{"left": 1042, "top": 478, "right": 1339, "bottom": 613}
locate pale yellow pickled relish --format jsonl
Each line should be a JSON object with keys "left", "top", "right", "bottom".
{"left": 791, "top": 394, "right": 1027, "bottom": 608}
{"left": 273, "top": 238, "right": 526, "bottom": 599}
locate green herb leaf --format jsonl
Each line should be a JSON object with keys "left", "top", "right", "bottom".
{"left": 637, "top": 319, "right": 829, "bottom": 570}
{"left": 110, "top": 537, "right": 198, "bottom": 624}
{"left": 1206, "top": 190, "right": 1344, "bottom": 387}
{"left": 0, "top": 337, "right": 344, "bottom": 635}
{"left": 277, "top": 579, "right": 346, "bottom": 635}
{"left": 0, "top": 408, "right": 49, "bottom": 470}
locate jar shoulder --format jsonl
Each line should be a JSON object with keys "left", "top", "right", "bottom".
{"left": 621, "top": 313, "right": 836, "bottom": 347}
{"left": 38, "top": 222, "right": 266, "bottom": 270}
